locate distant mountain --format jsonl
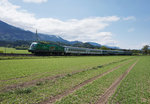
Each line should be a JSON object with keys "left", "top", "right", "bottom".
{"left": 70, "top": 41, "right": 83, "bottom": 44}
{"left": 104, "top": 45, "right": 120, "bottom": 50}
{"left": 86, "top": 42, "right": 101, "bottom": 47}
{"left": 0, "top": 20, "right": 120, "bottom": 49}
{"left": 0, "top": 20, "right": 36, "bottom": 41}
{"left": 0, "top": 20, "right": 69, "bottom": 43}
{"left": 38, "top": 34, "right": 69, "bottom": 43}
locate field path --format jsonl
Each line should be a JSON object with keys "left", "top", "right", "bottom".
{"left": 40, "top": 59, "right": 133, "bottom": 104}
{"left": 96, "top": 59, "right": 139, "bottom": 104}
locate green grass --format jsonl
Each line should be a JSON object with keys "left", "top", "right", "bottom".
{"left": 55, "top": 59, "right": 137, "bottom": 104}
{"left": 0, "top": 47, "right": 30, "bottom": 54}
{"left": 0, "top": 56, "right": 132, "bottom": 85}
{"left": 0, "top": 55, "right": 66, "bottom": 60}
{"left": 0, "top": 56, "right": 133, "bottom": 104}
{"left": 3, "top": 56, "right": 150, "bottom": 104}
{"left": 108, "top": 56, "right": 150, "bottom": 104}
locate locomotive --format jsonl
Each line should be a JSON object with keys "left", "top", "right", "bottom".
{"left": 28, "top": 42, "right": 132, "bottom": 55}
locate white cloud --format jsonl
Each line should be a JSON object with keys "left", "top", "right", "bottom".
{"left": 0, "top": 0, "right": 120, "bottom": 46}
{"left": 23, "top": 0, "right": 47, "bottom": 3}
{"left": 141, "top": 42, "right": 150, "bottom": 47}
{"left": 123, "top": 42, "right": 150, "bottom": 49}
{"left": 123, "top": 16, "right": 136, "bottom": 21}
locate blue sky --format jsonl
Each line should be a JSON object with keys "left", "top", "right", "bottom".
{"left": 0, "top": 0, "right": 150, "bottom": 49}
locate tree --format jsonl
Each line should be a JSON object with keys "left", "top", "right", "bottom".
{"left": 142, "top": 45, "right": 150, "bottom": 55}
{"left": 100, "top": 46, "right": 110, "bottom": 50}
{"left": 131, "top": 49, "right": 142, "bottom": 55}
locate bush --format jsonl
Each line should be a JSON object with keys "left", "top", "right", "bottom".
{"left": 0, "top": 51, "right": 3, "bottom": 53}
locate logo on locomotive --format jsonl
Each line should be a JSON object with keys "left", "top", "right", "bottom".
{"left": 50, "top": 46, "right": 55, "bottom": 50}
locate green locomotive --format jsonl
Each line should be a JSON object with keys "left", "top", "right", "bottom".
{"left": 28, "top": 42, "right": 64, "bottom": 55}
{"left": 28, "top": 42, "right": 132, "bottom": 55}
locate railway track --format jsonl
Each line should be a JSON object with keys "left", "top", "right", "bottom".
{"left": 0, "top": 53, "right": 34, "bottom": 56}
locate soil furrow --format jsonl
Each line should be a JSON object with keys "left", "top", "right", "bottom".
{"left": 40, "top": 59, "right": 133, "bottom": 104}
{"left": 96, "top": 59, "right": 139, "bottom": 104}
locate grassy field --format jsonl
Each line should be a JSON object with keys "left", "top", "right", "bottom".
{"left": 0, "top": 56, "right": 149, "bottom": 104}
{"left": 0, "top": 47, "right": 30, "bottom": 54}
{"left": 108, "top": 56, "right": 150, "bottom": 104}
{"left": 55, "top": 59, "right": 136, "bottom": 104}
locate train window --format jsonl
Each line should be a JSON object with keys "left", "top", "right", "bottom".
{"left": 30, "top": 42, "right": 37, "bottom": 49}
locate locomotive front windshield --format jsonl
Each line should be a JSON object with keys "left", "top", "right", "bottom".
{"left": 29, "top": 42, "right": 38, "bottom": 49}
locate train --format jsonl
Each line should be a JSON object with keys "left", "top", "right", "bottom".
{"left": 28, "top": 42, "right": 132, "bottom": 55}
